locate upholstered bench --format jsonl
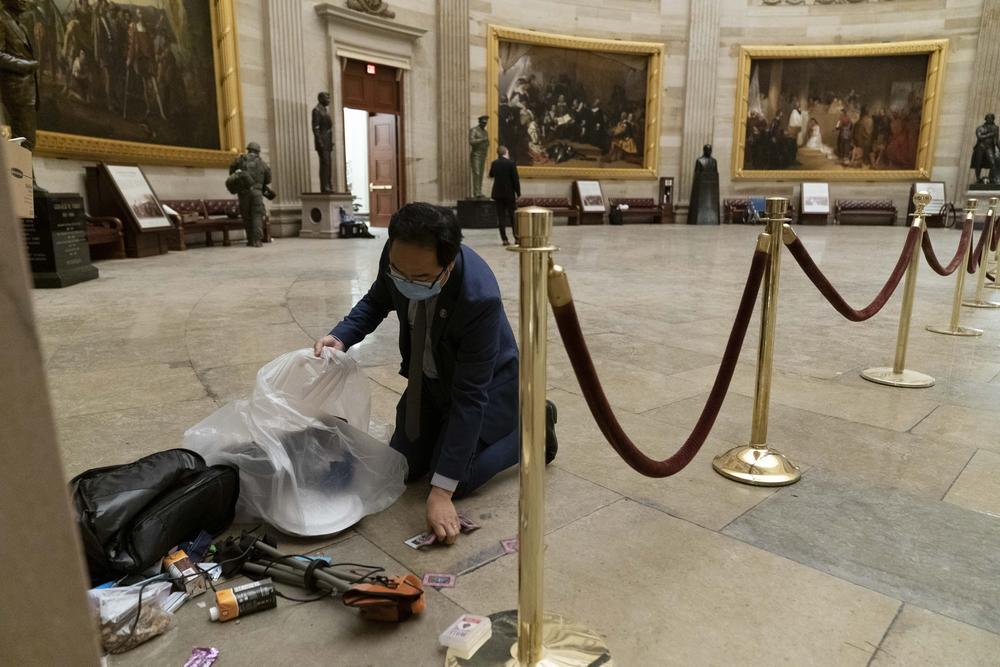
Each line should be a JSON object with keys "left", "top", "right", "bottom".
{"left": 607, "top": 197, "right": 662, "bottom": 224}
{"left": 161, "top": 198, "right": 271, "bottom": 250}
{"left": 516, "top": 197, "right": 581, "bottom": 225}
{"left": 834, "top": 199, "right": 898, "bottom": 226}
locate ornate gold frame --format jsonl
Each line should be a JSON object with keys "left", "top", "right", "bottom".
{"left": 486, "top": 25, "right": 663, "bottom": 180}
{"left": 34, "top": 0, "right": 245, "bottom": 168}
{"left": 732, "top": 40, "right": 948, "bottom": 182}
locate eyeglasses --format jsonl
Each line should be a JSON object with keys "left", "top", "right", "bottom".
{"left": 388, "top": 264, "right": 448, "bottom": 289}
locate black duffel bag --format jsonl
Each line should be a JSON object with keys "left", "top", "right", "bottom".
{"left": 70, "top": 449, "right": 239, "bottom": 584}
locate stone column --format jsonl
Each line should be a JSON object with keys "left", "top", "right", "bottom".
{"left": 437, "top": 0, "right": 471, "bottom": 203}
{"left": 956, "top": 0, "right": 1000, "bottom": 196}
{"left": 677, "top": 0, "right": 721, "bottom": 214}
{"left": 265, "top": 0, "right": 312, "bottom": 236}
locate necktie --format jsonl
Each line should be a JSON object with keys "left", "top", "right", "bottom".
{"left": 405, "top": 301, "right": 427, "bottom": 441}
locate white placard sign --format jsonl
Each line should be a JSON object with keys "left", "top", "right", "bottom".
{"left": 105, "top": 165, "right": 172, "bottom": 230}
{"left": 4, "top": 139, "right": 33, "bottom": 219}
{"left": 576, "top": 180, "right": 605, "bottom": 212}
{"left": 915, "top": 182, "right": 946, "bottom": 215}
{"left": 801, "top": 182, "right": 830, "bottom": 215}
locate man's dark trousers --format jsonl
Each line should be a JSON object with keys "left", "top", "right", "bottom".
{"left": 390, "top": 376, "right": 519, "bottom": 498}
{"left": 494, "top": 198, "right": 516, "bottom": 244}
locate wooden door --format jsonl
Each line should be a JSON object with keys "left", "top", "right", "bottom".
{"left": 368, "top": 113, "right": 399, "bottom": 227}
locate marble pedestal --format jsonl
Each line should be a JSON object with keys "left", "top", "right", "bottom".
{"left": 299, "top": 192, "right": 354, "bottom": 238}
{"left": 23, "top": 193, "right": 99, "bottom": 289}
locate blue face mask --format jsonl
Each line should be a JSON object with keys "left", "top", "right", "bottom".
{"left": 389, "top": 266, "right": 448, "bottom": 301}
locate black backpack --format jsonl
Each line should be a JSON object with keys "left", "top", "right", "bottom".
{"left": 70, "top": 449, "right": 239, "bottom": 584}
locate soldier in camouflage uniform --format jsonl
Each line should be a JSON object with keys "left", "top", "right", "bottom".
{"left": 228, "top": 141, "right": 271, "bottom": 247}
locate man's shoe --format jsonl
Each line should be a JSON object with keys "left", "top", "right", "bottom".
{"left": 545, "top": 400, "right": 558, "bottom": 464}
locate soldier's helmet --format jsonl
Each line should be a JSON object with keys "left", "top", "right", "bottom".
{"left": 246, "top": 142, "right": 261, "bottom": 154}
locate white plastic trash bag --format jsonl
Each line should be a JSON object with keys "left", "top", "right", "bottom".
{"left": 184, "top": 348, "right": 407, "bottom": 536}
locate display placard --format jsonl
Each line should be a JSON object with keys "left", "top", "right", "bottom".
{"left": 575, "top": 181, "right": 605, "bottom": 212}
{"left": 801, "top": 182, "right": 830, "bottom": 214}
{"left": 914, "top": 181, "right": 946, "bottom": 215}
{"left": 104, "top": 165, "right": 172, "bottom": 230}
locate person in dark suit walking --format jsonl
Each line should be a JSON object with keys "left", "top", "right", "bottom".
{"left": 314, "top": 203, "right": 556, "bottom": 545}
{"left": 489, "top": 146, "right": 521, "bottom": 245}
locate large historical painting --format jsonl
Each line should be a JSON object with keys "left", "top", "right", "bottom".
{"left": 487, "top": 26, "right": 663, "bottom": 180}
{"left": 27, "top": 0, "right": 243, "bottom": 166}
{"left": 733, "top": 41, "right": 948, "bottom": 181}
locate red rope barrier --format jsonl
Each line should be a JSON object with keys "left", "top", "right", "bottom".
{"left": 922, "top": 218, "right": 973, "bottom": 276}
{"left": 549, "top": 248, "right": 767, "bottom": 478}
{"left": 784, "top": 226, "right": 920, "bottom": 322}
{"left": 968, "top": 217, "right": 994, "bottom": 274}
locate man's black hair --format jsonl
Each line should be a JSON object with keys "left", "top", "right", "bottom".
{"left": 388, "top": 203, "right": 464, "bottom": 267}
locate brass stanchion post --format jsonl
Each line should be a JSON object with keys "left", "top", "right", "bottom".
{"left": 962, "top": 197, "right": 1000, "bottom": 308}
{"left": 446, "top": 207, "right": 610, "bottom": 666}
{"left": 860, "top": 192, "right": 935, "bottom": 388}
{"left": 926, "top": 199, "right": 983, "bottom": 337}
{"left": 712, "top": 198, "right": 800, "bottom": 487}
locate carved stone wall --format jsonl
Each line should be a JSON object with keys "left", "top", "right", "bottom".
{"left": 956, "top": 0, "right": 1000, "bottom": 196}
{"left": 678, "top": 0, "right": 721, "bottom": 209}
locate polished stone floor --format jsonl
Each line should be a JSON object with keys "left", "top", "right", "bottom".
{"left": 34, "top": 224, "right": 1000, "bottom": 665}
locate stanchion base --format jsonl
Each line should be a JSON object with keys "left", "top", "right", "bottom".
{"left": 712, "top": 445, "right": 801, "bottom": 486}
{"left": 961, "top": 299, "right": 1000, "bottom": 308}
{"left": 925, "top": 324, "right": 983, "bottom": 337}
{"left": 445, "top": 610, "right": 612, "bottom": 666}
{"left": 860, "top": 367, "right": 936, "bottom": 388}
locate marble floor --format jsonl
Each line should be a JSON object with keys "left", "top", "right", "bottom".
{"left": 34, "top": 224, "right": 1000, "bottom": 666}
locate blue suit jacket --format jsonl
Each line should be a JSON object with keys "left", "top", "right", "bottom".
{"left": 330, "top": 243, "right": 518, "bottom": 480}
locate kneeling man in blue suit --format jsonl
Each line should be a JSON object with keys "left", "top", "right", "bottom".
{"left": 315, "top": 203, "right": 555, "bottom": 545}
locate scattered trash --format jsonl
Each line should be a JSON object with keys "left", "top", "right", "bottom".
{"left": 89, "top": 581, "right": 176, "bottom": 654}
{"left": 210, "top": 579, "right": 277, "bottom": 623}
{"left": 421, "top": 573, "right": 456, "bottom": 589}
{"left": 185, "top": 349, "right": 407, "bottom": 536}
{"left": 183, "top": 647, "right": 220, "bottom": 667}
{"left": 501, "top": 538, "right": 519, "bottom": 554}
{"left": 440, "top": 614, "right": 492, "bottom": 660}
{"left": 404, "top": 531, "right": 437, "bottom": 549}
{"left": 163, "top": 550, "right": 208, "bottom": 598}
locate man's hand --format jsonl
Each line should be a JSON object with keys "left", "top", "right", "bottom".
{"left": 426, "top": 486, "right": 460, "bottom": 545}
{"left": 313, "top": 335, "right": 344, "bottom": 357}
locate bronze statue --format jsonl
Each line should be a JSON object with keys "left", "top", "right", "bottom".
{"left": 469, "top": 115, "right": 489, "bottom": 199}
{"left": 345, "top": 0, "right": 395, "bottom": 18}
{"left": 688, "top": 144, "right": 720, "bottom": 225}
{"left": 0, "top": 0, "right": 39, "bottom": 151}
{"left": 228, "top": 142, "right": 272, "bottom": 248}
{"left": 970, "top": 113, "right": 1000, "bottom": 185}
{"left": 312, "top": 91, "right": 334, "bottom": 193}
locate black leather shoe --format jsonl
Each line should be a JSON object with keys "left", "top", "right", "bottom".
{"left": 545, "top": 400, "right": 558, "bottom": 464}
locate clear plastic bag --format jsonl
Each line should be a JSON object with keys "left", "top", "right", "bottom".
{"left": 89, "top": 581, "right": 176, "bottom": 654}
{"left": 184, "top": 348, "right": 407, "bottom": 536}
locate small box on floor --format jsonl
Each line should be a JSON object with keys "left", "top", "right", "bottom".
{"left": 440, "top": 613, "right": 492, "bottom": 660}
{"left": 163, "top": 550, "right": 208, "bottom": 598}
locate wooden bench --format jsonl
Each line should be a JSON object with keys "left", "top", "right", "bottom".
{"left": 834, "top": 199, "right": 897, "bottom": 226}
{"left": 516, "top": 197, "right": 581, "bottom": 225}
{"left": 161, "top": 198, "right": 271, "bottom": 250}
{"left": 85, "top": 215, "right": 126, "bottom": 260}
{"left": 607, "top": 197, "right": 663, "bottom": 224}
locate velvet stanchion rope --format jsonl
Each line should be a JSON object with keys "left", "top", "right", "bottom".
{"left": 549, "top": 248, "right": 767, "bottom": 478}
{"left": 968, "top": 217, "right": 995, "bottom": 274}
{"left": 922, "top": 217, "right": 973, "bottom": 276}
{"left": 784, "top": 226, "right": 920, "bottom": 322}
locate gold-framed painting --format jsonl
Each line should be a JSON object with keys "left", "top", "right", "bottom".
{"left": 732, "top": 40, "right": 948, "bottom": 181}
{"left": 486, "top": 25, "right": 663, "bottom": 180}
{"left": 29, "top": 0, "right": 244, "bottom": 168}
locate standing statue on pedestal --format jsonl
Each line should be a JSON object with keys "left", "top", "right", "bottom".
{"left": 313, "top": 91, "right": 334, "bottom": 193}
{"left": 970, "top": 113, "right": 1000, "bottom": 185}
{"left": 469, "top": 115, "right": 489, "bottom": 199}
{"left": 345, "top": 0, "right": 395, "bottom": 18}
{"left": 688, "top": 144, "right": 720, "bottom": 225}
{"left": 0, "top": 0, "right": 40, "bottom": 151}
{"left": 228, "top": 142, "right": 273, "bottom": 248}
